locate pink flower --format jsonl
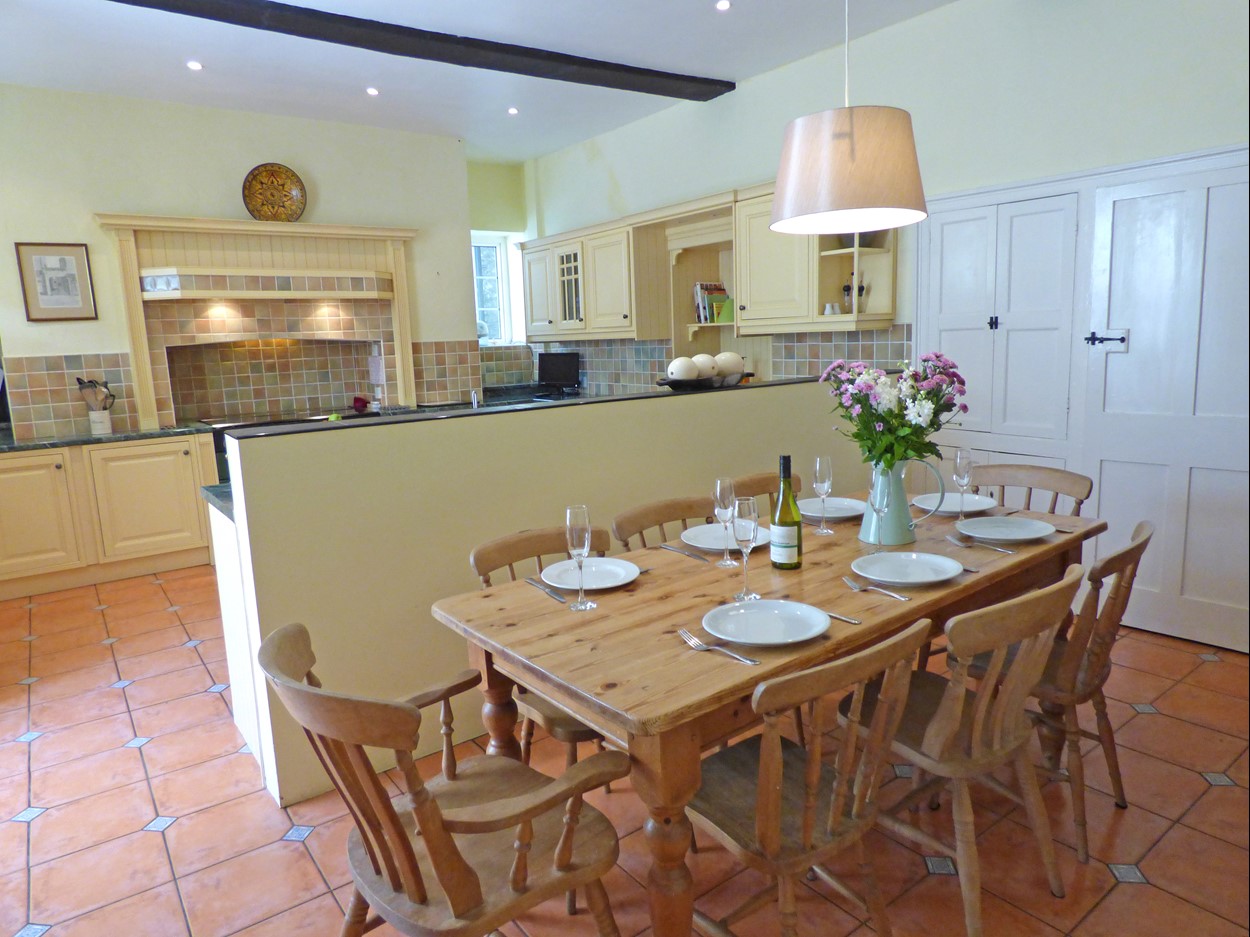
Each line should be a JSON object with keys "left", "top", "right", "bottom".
{"left": 875, "top": 422, "right": 884, "bottom": 432}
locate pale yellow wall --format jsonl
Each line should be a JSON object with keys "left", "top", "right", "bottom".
{"left": 230, "top": 381, "right": 860, "bottom": 802}
{"left": 466, "top": 161, "right": 527, "bottom": 232}
{"left": 529, "top": 0, "right": 1249, "bottom": 236}
{"left": 0, "top": 83, "right": 477, "bottom": 354}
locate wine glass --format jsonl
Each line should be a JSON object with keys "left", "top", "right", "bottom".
{"left": 732, "top": 496, "right": 760, "bottom": 601}
{"left": 565, "top": 505, "right": 597, "bottom": 612}
{"left": 713, "top": 477, "right": 739, "bottom": 568}
{"left": 952, "top": 448, "right": 974, "bottom": 521}
{"left": 812, "top": 455, "right": 834, "bottom": 537}
{"left": 867, "top": 468, "right": 892, "bottom": 554}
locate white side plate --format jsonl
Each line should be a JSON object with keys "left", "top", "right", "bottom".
{"left": 541, "top": 557, "right": 641, "bottom": 590}
{"left": 911, "top": 492, "right": 997, "bottom": 516}
{"left": 798, "top": 497, "right": 866, "bottom": 520}
{"left": 702, "top": 600, "right": 830, "bottom": 647}
{"left": 850, "top": 552, "right": 964, "bottom": 586}
{"left": 681, "top": 523, "right": 771, "bottom": 552}
{"left": 955, "top": 516, "right": 1056, "bottom": 543}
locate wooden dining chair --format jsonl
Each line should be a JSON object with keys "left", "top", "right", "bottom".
{"left": 969, "top": 464, "right": 1093, "bottom": 516}
{"left": 968, "top": 521, "right": 1154, "bottom": 863}
{"left": 258, "top": 622, "right": 631, "bottom": 937}
{"left": 842, "top": 565, "right": 1084, "bottom": 937}
{"left": 732, "top": 470, "right": 804, "bottom": 515}
{"left": 610, "top": 495, "right": 714, "bottom": 549}
{"left": 686, "top": 619, "right": 931, "bottom": 937}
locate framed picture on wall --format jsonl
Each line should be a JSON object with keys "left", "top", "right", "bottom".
{"left": 15, "top": 242, "right": 98, "bottom": 321}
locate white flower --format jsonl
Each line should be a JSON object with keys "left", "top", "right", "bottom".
{"left": 871, "top": 374, "right": 900, "bottom": 412}
{"left": 905, "top": 397, "right": 935, "bottom": 426}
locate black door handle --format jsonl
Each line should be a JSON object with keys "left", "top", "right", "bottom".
{"left": 1083, "top": 331, "right": 1127, "bottom": 345}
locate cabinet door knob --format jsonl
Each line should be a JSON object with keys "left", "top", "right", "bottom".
{"left": 622, "top": 314, "right": 628, "bottom": 319}
{"left": 54, "top": 463, "right": 63, "bottom": 470}
{"left": 546, "top": 319, "right": 553, "bottom": 325}
{"left": 183, "top": 449, "right": 190, "bottom": 456}
{"left": 739, "top": 304, "right": 746, "bottom": 311}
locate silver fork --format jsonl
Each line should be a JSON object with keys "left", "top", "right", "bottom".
{"left": 946, "top": 533, "right": 1015, "bottom": 555}
{"left": 842, "top": 575, "right": 910, "bottom": 601}
{"left": 678, "top": 629, "right": 759, "bottom": 665}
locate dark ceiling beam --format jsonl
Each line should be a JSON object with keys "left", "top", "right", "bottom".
{"left": 106, "top": 0, "right": 736, "bottom": 101}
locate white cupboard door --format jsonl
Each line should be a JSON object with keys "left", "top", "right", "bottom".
{"left": 993, "top": 195, "right": 1077, "bottom": 439}
{"left": 734, "top": 195, "right": 813, "bottom": 325}
{"left": 523, "top": 248, "right": 556, "bottom": 336}
{"left": 1084, "top": 166, "right": 1249, "bottom": 651}
{"left": 584, "top": 230, "right": 632, "bottom": 331}
{"left": 927, "top": 207, "right": 996, "bottom": 433}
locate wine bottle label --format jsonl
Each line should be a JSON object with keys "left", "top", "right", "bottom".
{"left": 770, "top": 526, "right": 800, "bottom": 564}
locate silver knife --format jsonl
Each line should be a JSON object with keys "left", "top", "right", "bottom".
{"left": 659, "top": 543, "right": 711, "bottom": 563}
{"left": 524, "top": 577, "right": 566, "bottom": 602}
{"left": 826, "top": 611, "right": 863, "bottom": 625}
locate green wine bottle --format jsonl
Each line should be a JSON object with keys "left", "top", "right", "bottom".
{"left": 770, "top": 454, "right": 802, "bottom": 569}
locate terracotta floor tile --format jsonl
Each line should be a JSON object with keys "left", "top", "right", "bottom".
{"left": 29, "top": 712, "right": 135, "bottom": 770}
{"left": 162, "top": 583, "right": 219, "bottom": 609}
{"left": 0, "top": 868, "right": 28, "bottom": 936}
{"left": 1114, "top": 712, "right": 1245, "bottom": 773}
{"left": 28, "top": 621, "right": 109, "bottom": 658}
{"left": 231, "top": 893, "right": 346, "bottom": 937}
{"left": 165, "top": 788, "right": 295, "bottom": 875}
{"left": 0, "top": 658, "right": 28, "bottom": 685}
{"left": 124, "top": 664, "right": 213, "bottom": 710}
{"left": 30, "top": 745, "right": 147, "bottom": 808}
{"left": 1155, "top": 681, "right": 1250, "bottom": 740}
{"left": 1081, "top": 744, "right": 1208, "bottom": 821}
{"left": 140, "top": 716, "right": 243, "bottom": 776}
{"left": 178, "top": 598, "right": 223, "bottom": 625}
{"left": 1139, "top": 823, "right": 1249, "bottom": 928}
{"left": 0, "top": 594, "right": 31, "bottom": 609}
{"left": 0, "top": 638, "right": 29, "bottom": 666}
{"left": 50, "top": 881, "right": 190, "bottom": 937}
{"left": 30, "top": 685, "right": 127, "bottom": 733}
{"left": 515, "top": 864, "right": 653, "bottom": 937}
{"left": 29, "top": 829, "right": 173, "bottom": 924}
{"left": 1123, "top": 627, "right": 1215, "bottom": 654}
{"left": 195, "top": 634, "right": 227, "bottom": 663}
{"left": 0, "top": 740, "right": 30, "bottom": 780}
{"left": 1181, "top": 784, "right": 1249, "bottom": 849}
{"left": 284, "top": 786, "right": 349, "bottom": 827}
{"left": 178, "top": 840, "right": 328, "bottom": 937}
{"left": 159, "top": 564, "right": 215, "bottom": 581}
{"left": 106, "top": 608, "right": 184, "bottom": 638}
{"left": 0, "top": 706, "right": 27, "bottom": 739}
{"left": 0, "top": 683, "right": 28, "bottom": 713}
{"left": 0, "top": 617, "right": 28, "bottom": 644}
{"left": 150, "top": 751, "right": 263, "bottom": 816}
{"left": 31, "top": 584, "right": 98, "bottom": 606}
{"left": 1185, "top": 660, "right": 1250, "bottom": 700}
{"left": 94, "top": 575, "right": 163, "bottom": 605}
{"left": 131, "top": 690, "right": 230, "bottom": 738}
{"left": 0, "top": 820, "right": 27, "bottom": 876}
{"left": 0, "top": 771, "right": 28, "bottom": 817}
{"left": 1228, "top": 748, "right": 1249, "bottom": 787}
{"left": 873, "top": 872, "right": 1063, "bottom": 937}
{"left": 0, "top": 602, "right": 29, "bottom": 627}
{"left": 977, "top": 818, "right": 1116, "bottom": 932}
{"left": 104, "top": 591, "right": 183, "bottom": 623}
{"left": 30, "top": 603, "right": 104, "bottom": 636}
{"left": 1112, "top": 637, "right": 1203, "bottom": 680}
{"left": 1103, "top": 665, "right": 1175, "bottom": 705}
{"left": 28, "top": 661, "right": 119, "bottom": 704}
{"left": 29, "top": 779, "right": 156, "bottom": 864}
{"left": 585, "top": 775, "right": 652, "bottom": 841}
{"left": 185, "top": 616, "right": 224, "bottom": 641}
{"left": 117, "top": 642, "right": 202, "bottom": 682}
{"left": 304, "top": 812, "right": 354, "bottom": 888}
{"left": 1012, "top": 777, "right": 1173, "bottom": 865}
{"left": 111, "top": 624, "right": 192, "bottom": 660}
{"left": 1072, "top": 881, "right": 1249, "bottom": 937}
{"left": 207, "top": 659, "right": 231, "bottom": 684}
{"left": 29, "top": 642, "right": 115, "bottom": 678}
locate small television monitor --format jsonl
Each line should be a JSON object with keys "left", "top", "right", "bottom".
{"left": 537, "top": 352, "right": 581, "bottom": 396}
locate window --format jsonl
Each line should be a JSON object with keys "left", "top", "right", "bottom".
{"left": 471, "top": 234, "right": 515, "bottom": 344}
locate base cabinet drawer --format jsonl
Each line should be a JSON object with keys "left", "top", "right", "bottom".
{"left": 0, "top": 449, "right": 82, "bottom": 578}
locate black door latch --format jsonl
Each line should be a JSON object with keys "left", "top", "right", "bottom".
{"left": 1083, "top": 331, "right": 1127, "bottom": 345}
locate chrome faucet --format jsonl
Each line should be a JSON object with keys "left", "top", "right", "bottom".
{"left": 471, "top": 390, "right": 480, "bottom": 409}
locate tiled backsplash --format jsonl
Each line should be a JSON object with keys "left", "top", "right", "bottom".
{"left": 412, "top": 340, "right": 481, "bottom": 404}
{"left": 770, "top": 324, "right": 913, "bottom": 378}
{"left": 536, "top": 339, "right": 673, "bottom": 396}
{"left": 2, "top": 354, "right": 138, "bottom": 441}
{"left": 168, "top": 339, "right": 373, "bottom": 419}
{"left": 481, "top": 345, "right": 535, "bottom": 386}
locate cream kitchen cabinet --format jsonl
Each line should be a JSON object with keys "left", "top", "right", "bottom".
{"left": 0, "top": 449, "right": 82, "bottom": 579}
{"left": 523, "top": 246, "right": 558, "bottom": 336}
{"left": 87, "top": 437, "right": 207, "bottom": 559}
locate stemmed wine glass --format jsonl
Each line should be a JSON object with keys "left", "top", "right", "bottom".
{"left": 867, "top": 468, "right": 892, "bottom": 554}
{"left": 953, "top": 448, "right": 974, "bottom": 521}
{"left": 565, "top": 505, "right": 597, "bottom": 612}
{"left": 713, "top": 477, "right": 740, "bottom": 568}
{"left": 812, "top": 455, "right": 834, "bottom": 536}
{"left": 732, "top": 497, "right": 760, "bottom": 601}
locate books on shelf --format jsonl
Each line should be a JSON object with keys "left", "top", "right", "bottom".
{"left": 693, "top": 281, "right": 728, "bottom": 324}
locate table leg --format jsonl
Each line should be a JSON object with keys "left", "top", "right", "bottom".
{"left": 630, "top": 728, "right": 701, "bottom": 937}
{"left": 469, "top": 646, "right": 521, "bottom": 760}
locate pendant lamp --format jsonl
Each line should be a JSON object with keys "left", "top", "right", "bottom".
{"left": 769, "top": 1, "right": 926, "bottom": 235}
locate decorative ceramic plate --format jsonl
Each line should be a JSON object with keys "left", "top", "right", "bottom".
{"left": 681, "top": 523, "right": 771, "bottom": 552}
{"left": 242, "top": 163, "right": 307, "bottom": 222}
{"left": 850, "top": 552, "right": 964, "bottom": 586}
{"left": 955, "top": 516, "right": 1056, "bottom": 542}
{"left": 702, "top": 600, "right": 830, "bottom": 647}
{"left": 911, "top": 492, "right": 997, "bottom": 516}
{"left": 798, "top": 497, "right": 866, "bottom": 520}
{"left": 541, "top": 557, "right": 640, "bottom": 591}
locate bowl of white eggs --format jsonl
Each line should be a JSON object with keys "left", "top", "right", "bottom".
{"left": 657, "top": 352, "right": 751, "bottom": 391}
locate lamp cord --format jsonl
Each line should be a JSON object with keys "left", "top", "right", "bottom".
{"left": 844, "top": 0, "right": 850, "bottom": 108}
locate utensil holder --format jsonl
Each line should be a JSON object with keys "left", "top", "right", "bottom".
{"left": 88, "top": 409, "right": 113, "bottom": 436}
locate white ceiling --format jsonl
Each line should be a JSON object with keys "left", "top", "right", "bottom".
{"left": 0, "top": 0, "right": 956, "bottom": 162}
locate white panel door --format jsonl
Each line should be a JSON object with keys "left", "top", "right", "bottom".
{"left": 1084, "top": 168, "right": 1249, "bottom": 650}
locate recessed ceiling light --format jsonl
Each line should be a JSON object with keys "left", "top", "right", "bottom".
{"left": 507, "top": 107, "right": 519, "bottom": 116}
{"left": 715, "top": 0, "right": 731, "bottom": 10}
{"left": 366, "top": 87, "right": 379, "bottom": 96}
{"left": 186, "top": 60, "right": 203, "bottom": 71}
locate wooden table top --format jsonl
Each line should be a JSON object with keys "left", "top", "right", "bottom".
{"left": 431, "top": 510, "right": 1106, "bottom": 740}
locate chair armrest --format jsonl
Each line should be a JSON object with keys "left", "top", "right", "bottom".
{"left": 399, "top": 668, "right": 481, "bottom": 710}
{"left": 441, "top": 750, "right": 631, "bottom": 834}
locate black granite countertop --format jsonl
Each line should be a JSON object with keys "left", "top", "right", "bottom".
{"left": 0, "top": 422, "right": 212, "bottom": 454}
{"left": 201, "top": 483, "right": 233, "bottom": 521}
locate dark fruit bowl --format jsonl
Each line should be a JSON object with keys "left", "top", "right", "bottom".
{"left": 656, "top": 372, "right": 753, "bottom": 392}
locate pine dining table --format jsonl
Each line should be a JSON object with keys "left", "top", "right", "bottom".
{"left": 431, "top": 507, "right": 1106, "bottom": 937}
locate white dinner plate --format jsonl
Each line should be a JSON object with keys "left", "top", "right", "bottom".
{"left": 850, "top": 552, "right": 964, "bottom": 586}
{"left": 541, "top": 557, "right": 640, "bottom": 591}
{"left": 681, "top": 523, "right": 771, "bottom": 552}
{"left": 702, "top": 600, "right": 830, "bottom": 647}
{"left": 911, "top": 492, "right": 997, "bottom": 516}
{"left": 955, "top": 516, "right": 1056, "bottom": 543}
{"left": 798, "top": 497, "right": 866, "bottom": 520}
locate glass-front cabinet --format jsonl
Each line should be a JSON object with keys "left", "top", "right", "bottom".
{"left": 553, "top": 241, "right": 585, "bottom": 331}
